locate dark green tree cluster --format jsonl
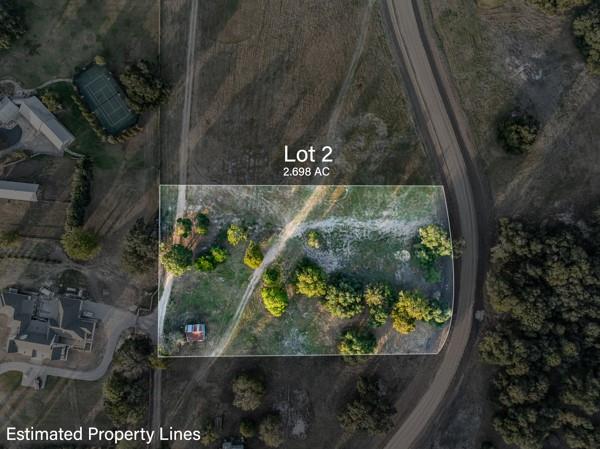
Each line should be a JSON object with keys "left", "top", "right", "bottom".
{"left": 527, "top": 0, "right": 591, "bottom": 13}
{"left": 337, "top": 327, "right": 377, "bottom": 355}
{"left": 260, "top": 266, "right": 288, "bottom": 317}
{"left": 338, "top": 377, "right": 396, "bottom": 435}
{"left": 573, "top": 2, "right": 600, "bottom": 75}
{"left": 414, "top": 224, "right": 453, "bottom": 282}
{"left": 121, "top": 217, "right": 157, "bottom": 274}
{"left": 0, "top": 1, "right": 26, "bottom": 50}
{"left": 175, "top": 217, "right": 192, "bottom": 238}
{"left": 364, "top": 283, "right": 394, "bottom": 327}
{"left": 61, "top": 227, "right": 100, "bottom": 261}
{"left": 232, "top": 373, "right": 265, "bottom": 411}
{"left": 243, "top": 240, "right": 264, "bottom": 269}
{"left": 119, "top": 60, "right": 170, "bottom": 112}
{"left": 159, "top": 243, "right": 192, "bottom": 276}
{"left": 103, "top": 334, "right": 153, "bottom": 427}
{"left": 391, "top": 290, "right": 451, "bottom": 334}
{"left": 65, "top": 157, "right": 93, "bottom": 229}
{"left": 194, "top": 212, "right": 210, "bottom": 235}
{"left": 480, "top": 219, "right": 600, "bottom": 449}
{"left": 194, "top": 246, "right": 228, "bottom": 272}
{"left": 497, "top": 111, "right": 540, "bottom": 155}
{"left": 258, "top": 414, "right": 284, "bottom": 448}
{"left": 324, "top": 277, "right": 365, "bottom": 319}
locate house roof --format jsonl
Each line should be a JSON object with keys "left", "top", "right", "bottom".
{"left": 185, "top": 323, "right": 206, "bottom": 342}
{"left": 0, "top": 180, "right": 39, "bottom": 202}
{"left": 18, "top": 97, "right": 75, "bottom": 150}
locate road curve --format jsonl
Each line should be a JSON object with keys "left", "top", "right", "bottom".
{"left": 380, "top": 1, "right": 490, "bottom": 448}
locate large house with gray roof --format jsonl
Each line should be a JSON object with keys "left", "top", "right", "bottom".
{"left": 0, "top": 288, "right": 97, "bottom": 361}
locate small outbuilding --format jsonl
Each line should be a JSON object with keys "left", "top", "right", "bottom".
{"left": 185, "top": 323, "right": 206, "bottom": 343}
{"left": 0, "top": 180, "right": 39, "bottom": 202}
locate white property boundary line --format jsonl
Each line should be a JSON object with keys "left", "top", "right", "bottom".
{"left": 157, "top": 184, "right": 454, "bottom": 358}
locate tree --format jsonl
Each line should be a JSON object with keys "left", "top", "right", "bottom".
{"left": 194, "top": 212, "right": 210, "bottom": 235}
{"left": 121, "top": 217, "right": 157, "bottom": 274}
{"left": 497, "top": 111, "right": 540, "bottom": 155}
{"left": 0, "top": 1, "right": 26, "bottom": 50}
{"left": 226, "top": 224, "right": 248, "bottom": 246}
{"left": 294, "top": 261, "right": 328, "bottom": 298}
{"left": 338, "top": 377, "right": 396, "bottom": 435}
{"left": 259, "top": 414, "right": 284, "bottom": 448}
{"left": 194, "top": 254, "right": 216, "bottom": 272}
{"left": 232, "top": 373, "right": 265, "bottom": 411}
{"left": 65, "top": 157, "right": 93, "bottom": 229}
{"left": 338, "top": 327, "right": 377, "bottom": 355}
{"left": 364, "top": 283, "right": 393, "bottom": 327}
{"left": 324, "top": 278, "right": 364, "bottom": 319}
{"left": 40, "top": 92, "right": 62, "bottom": 113}
{"left": 262, "top": 266, "right": 280, "bottom": 287}
{"left": 391, "top": 290, "right": 450, "bottom": 334}
{"left": 261, "top": 286, "right": 288, "bottom": 317}
{"left": 243, "top": 240, "right": 263, "bottom": 269}
{"left": 175, "top": 217, "right": 192, "bottom": 238}
{"left": 119, "top": 60, "right": 170, "bottom": 112}
{"left": 413, "top": 224, "right": 452, "bottom": 282}
{"left": 210, "top": 246, "right": 228, "bottom": 263}
{"left": 200, "top": 421, "right": 218, "bottom": 446}
{"left": 240, "top": 419, "right": 257, "bottom": 438}
{"left": 159, "top": 244, "right": 192, "bottom": 276}
{"left": 573, "top": 3, "right": 600, "bottom": 74}
{"left": 305, "top": 229, "right": 323, "bottom": 249}
{"left": 61, "top": 228, "right": 100, "bottom": 261}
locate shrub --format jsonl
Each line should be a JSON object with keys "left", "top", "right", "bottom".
{"left": 364, "top": 283, "right": 393, "bottom": 327}
{"left": 121, "top": 217, "right": 157, "bottom": 274}
{"left": 240, "top": 419, "right": 257, "bottom": 438}
{"left": 0, "top": 230, "right": 20, "bottom": 248}
{"left": 262, "top": 267, "right": 280, "bottom": 287}
{"left": 40, "top": 92, "right": 62, "bottom": 113}
{"left": 391, "top": 290, "right": 450, "bottom": 334}
{"left": 175, "top": 217, "right": 192, "bottom": 238}
{"left": 259, "top": 414, "right": 284, "bottom": 448}
{"left": 497, "top": 111, "right": 540, "bottom": 155}
{"left": 243, "top": 240, "right": 263, "bottom": 269}
{"left": 65, "top": 157, "right": 93, "bottom": 230}
{"left": 159, "top": 244, "right": 192, "bottom": 276}
{"left": 194, "top": 254, "right": 216, "bottom": 272}
{"left": 194, "top": 212, "right": 210, "bottom": 235}
{"left": 527, "top": 0, "right": 591, "bottom": 14}
{"left": 61, "top": 228, "right": 100, "bottom": 261}
{"left": 338, "top": 327, "right": 377, "bottom": 355}
{"left": 119, "top": 60, "right": 170, "bottom": 112}
{"left": 414, "top": 224, "right": 452, "bottom": 282}
{"left": 324, "top": 278, "right": 364, "bottom": 319}
{"left": 294, "top": 261, "right": 328, "bottom": 298}
{"left": 210, "top": 246, "right": 228, "bottom": 263}
{"left": 306, "top": 229, "right": 322, "bottom": 249}
{"left": 261, "top": 286, "right": 289, "bottom": 317}
{"left": 227, "top": 224, "right": 248, "bottom": 246}
{"left": 573, "top": 3, "right": 600, "bottom": 74}
{"left": 232, "top": 374, "right": 265, "bottom": 411}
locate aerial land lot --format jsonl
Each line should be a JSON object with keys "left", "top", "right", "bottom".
{"left": 160, "top": 0, "right": 433, "bottom": 185}
{"left": 160, "top": 185, "right": 452, "bottom": 356}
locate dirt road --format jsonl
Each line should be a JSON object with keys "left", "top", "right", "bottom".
{"left": 380, "top": 1, "right": 492, "bottom": 448}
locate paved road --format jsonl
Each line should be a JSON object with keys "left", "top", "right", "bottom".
{"left": 380, "top": 1, "right": 491, "bottom": 448}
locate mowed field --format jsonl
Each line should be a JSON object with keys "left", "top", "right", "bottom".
{"left": 0, "top": 0, "right": 159, "bottom": 86}
{"left": 159, "top": 0, "right": 433, "bottom": 185}
{"left": 161, "top": 185, "right": 452, "bottom": 356}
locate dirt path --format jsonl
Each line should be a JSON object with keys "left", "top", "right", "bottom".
{"left": 210, "top": 186, "right": 329, "bottom": 357}
{"left": 325, "top": 0, "right": 375, "bottom": 141}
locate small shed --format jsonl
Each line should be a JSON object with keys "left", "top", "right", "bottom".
{"left": 0, "top": 180, "right": 39, "bottom": 202}
{"left": 185, "top": 323, "right": 206, "bottom": 342}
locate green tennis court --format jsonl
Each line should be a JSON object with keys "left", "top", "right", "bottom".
{"left": 74, "top": 64, "right": 138, "bottom": 135}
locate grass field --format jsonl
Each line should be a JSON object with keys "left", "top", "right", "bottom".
{"left": 161, "top": 185, "right": 452, "bottom": 356}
